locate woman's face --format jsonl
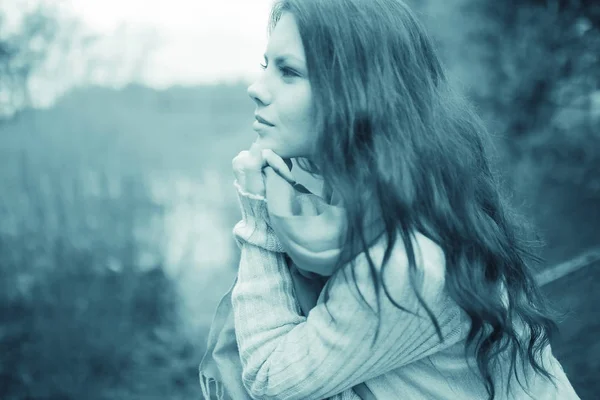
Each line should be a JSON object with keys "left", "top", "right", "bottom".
{"left": 247, "top": 12, "right": 314, "bottom": 160}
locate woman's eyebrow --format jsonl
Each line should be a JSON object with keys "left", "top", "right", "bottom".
{"left": 264, "top": 53, "right": 306, "bottom": 65}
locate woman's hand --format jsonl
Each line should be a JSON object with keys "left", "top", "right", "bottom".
{"left": 232, "top": 142, "right": 295, "bottom": 197}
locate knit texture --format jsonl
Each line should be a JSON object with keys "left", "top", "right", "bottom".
{"left": 199, "top": 177, "right": 376, "bottom": 400}
{"left": 229, "top": 187, "right": 581, "bottom": 400}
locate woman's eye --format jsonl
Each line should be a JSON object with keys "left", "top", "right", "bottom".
{"left": 280, "top": 67, "right": 297, "bottom": 77}
{"left": 259, "top": 63, "right": 297, "bottom": 78}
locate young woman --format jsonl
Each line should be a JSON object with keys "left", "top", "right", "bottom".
{"left": 200, "top": 0, "right": 581, "bottom": 399}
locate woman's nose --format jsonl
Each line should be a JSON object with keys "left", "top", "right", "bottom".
{"left": 247, "top": 80, "right": 271, "bottom": 106}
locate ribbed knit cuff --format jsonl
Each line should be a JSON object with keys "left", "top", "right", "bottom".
{"left": 232, "top": 180, "right": 285, "bottom": 253}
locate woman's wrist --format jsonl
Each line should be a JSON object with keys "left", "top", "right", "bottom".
{"left": 233, "top": 179, "right": 266, "bottom": 201}
{"left": 233, "top": 180, "right": 285, "bottom": 253}
{"left": 234, "top": 179, "right": 270, "bottom": 222}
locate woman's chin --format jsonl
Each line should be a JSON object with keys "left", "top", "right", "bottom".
{"left": 254, "top": 137, "right": 285, "bottom": 156}
{"left": 253, "top": 135, "right": 272, "bottom": 148}
{"left": 253, "top": 137, "right": 308, "bottom": 160}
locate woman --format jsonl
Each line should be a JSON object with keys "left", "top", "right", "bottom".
{"left": 200, "top": 0, "right": 580, "bottom": 399}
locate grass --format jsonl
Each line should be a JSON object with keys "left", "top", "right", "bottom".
{"left": 0, "top": 152, "right": 207, "bottom": 399}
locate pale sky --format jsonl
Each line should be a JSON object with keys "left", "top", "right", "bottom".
{"left": 63, "top": 0, "right": 276, "bottom": 86}
{"left": 2, "top": 0, "right": 277, "bottom": 106}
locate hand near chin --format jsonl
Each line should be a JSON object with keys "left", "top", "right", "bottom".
{"left": 232, "top": 142, "right": 295, "bottom": 197}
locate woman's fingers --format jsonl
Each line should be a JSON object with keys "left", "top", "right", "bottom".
{"left": 232, "top": 143, "right": 267, "bottom": 174}
{"left": 249, "top": 142, "right": 264, "bottom": 163}
{"left": 232, "top": 143, "right": 269, "bottom": 196}
{"left": 231, "top": 143, "right": 295, "bottom": 196}
{"left": 261, "top": 149, "right": 296, "bottom": 185}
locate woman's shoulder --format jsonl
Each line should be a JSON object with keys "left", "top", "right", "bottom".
{"left": 341, "top": 230, "right": 450, "bottom": 308}
{"left": 354, "top": 229, "right": 446, "bottom": 280}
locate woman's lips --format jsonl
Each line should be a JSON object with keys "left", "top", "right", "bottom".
{"left": 255, "top": 114, "right": 274, "bottom": 126}
{"left": 253, "top": 119, "right": 273, "bottom": 131}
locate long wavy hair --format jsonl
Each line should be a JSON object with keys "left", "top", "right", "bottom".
{"left": 266, "top": 0, "right": 561, "bottom": 399}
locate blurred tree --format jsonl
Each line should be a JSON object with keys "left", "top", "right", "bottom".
{"left": 454, "top": 4, "right": 599, "bottom": 397}
{"left": 0, "top": 3, "right": 159, "bottom": 122}
{"left": 465, "top": 0, "right": 600, "bottom": 195}
{"left": 0, "top": 3, "right": 62, "bottom": 119}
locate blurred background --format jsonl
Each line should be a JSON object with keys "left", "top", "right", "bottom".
{"left": 0, "top": 0, "right": 598, "bottom": 399}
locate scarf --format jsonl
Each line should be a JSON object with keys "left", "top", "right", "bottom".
{"left": 199, "top": 167, "right": 384, "bottom": 400}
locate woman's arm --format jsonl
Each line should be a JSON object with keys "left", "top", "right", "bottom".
{"left": 231, "top": 184, "right": 467, "bottom": 400}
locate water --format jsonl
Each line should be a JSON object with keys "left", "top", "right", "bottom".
{"left": 146, "top": 169, "right": 238, "bottom": 334}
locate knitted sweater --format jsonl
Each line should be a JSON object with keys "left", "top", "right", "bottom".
{"left": 231, "top": 186, "right": 580, "bottom": 400}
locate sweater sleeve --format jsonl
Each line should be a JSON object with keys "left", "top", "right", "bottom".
{"left": 231, "top": 182, "right": 467, "bottom": 400}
